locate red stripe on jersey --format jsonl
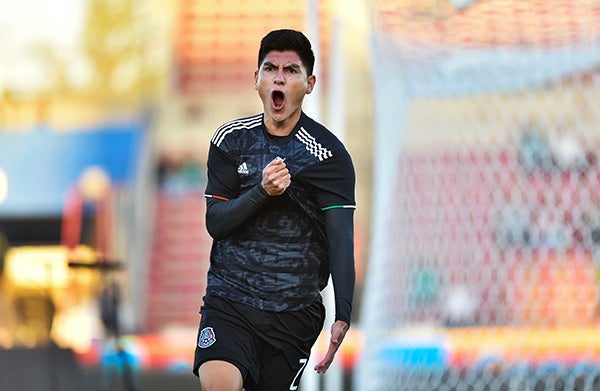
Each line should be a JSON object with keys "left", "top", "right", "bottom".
{"left": 204, "top": 194, "right": 230, "bottom": 201}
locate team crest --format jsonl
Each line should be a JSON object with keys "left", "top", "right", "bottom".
{"left": 198, "top": 327, "right": 216, "bottom": 348}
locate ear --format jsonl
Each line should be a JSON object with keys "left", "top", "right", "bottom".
{"left": 306, "top": 74, "right": 316, "bottom": 94}
{"left": 254, "top": 70, "right": 259, "bottom": 90}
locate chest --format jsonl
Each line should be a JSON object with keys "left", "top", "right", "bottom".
{"left": 235, "top": 132, "right": 319, "bottom": 190}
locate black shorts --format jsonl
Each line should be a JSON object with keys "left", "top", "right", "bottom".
{"left": 193, "top": 294, "right": 325, "bottom": 391}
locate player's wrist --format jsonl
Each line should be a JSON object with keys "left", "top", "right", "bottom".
{"left": 334, "top": 316, "right": 351, "bottom": 328}
{"left": 250, "top": 183, "right": 270, "bottom": 202}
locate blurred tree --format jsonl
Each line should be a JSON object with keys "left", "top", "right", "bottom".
{"left": 82, "top": 0, "right": 163, "bottom": 106}
{"left": 30, "top": 44, "right": 70, "bottom": 95}
{"left": 0, "top": 0, "right": 168, "bottom": 129}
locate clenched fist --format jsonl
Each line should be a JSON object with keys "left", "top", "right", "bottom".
{"left": 262, "top": 157, "right": 291, "bottom": 196}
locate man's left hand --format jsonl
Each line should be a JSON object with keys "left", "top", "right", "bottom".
{"left": 314, "top": 320, "right": 349, "bottom": 374}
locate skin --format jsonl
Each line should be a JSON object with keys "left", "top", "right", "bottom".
{"left": 199, "top": 361, "right": 243, "bottom": 391}
{"left": 254, "top": 50, "right": 315, "bottom": 136}
{"left": 314, "top": 320, "right": 349, "bottom": 374}
{"left": 198, "top": 50, "right": 348, "bottom": 390}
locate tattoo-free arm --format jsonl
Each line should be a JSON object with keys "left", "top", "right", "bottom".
{"left": 205, "top": 185, "right": 270, "bottom": 240}
{"left": 314, "top": 207, "right": 355, "bottom": 374}
{"left": 204, "top": 143, "right": 271, "bottom": 240}
{"left": 205, "top": 154, "right": 290, "bottom": 240}
{"left": 324, "top": 207, "right": 355, "bottom": 325}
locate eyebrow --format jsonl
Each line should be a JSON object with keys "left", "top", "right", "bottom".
{"left": 263, "top": 61, "right": 302, "bottom": 70}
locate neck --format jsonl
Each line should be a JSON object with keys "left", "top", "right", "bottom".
{"left": 264, "top": 111, "right": 302, "bottom": 137}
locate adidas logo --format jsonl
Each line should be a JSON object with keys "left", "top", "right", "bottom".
{"left": 237, "top": 162, "right": 249, "bottom": 175}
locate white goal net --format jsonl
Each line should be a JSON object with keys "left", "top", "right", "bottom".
{"left": 356, "top": 1, "right": 600, "bottom": 390}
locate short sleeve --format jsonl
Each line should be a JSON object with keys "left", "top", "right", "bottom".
{"left": 205, "top": 143, "right": 240, "bottom": 199}
{"left": 300, "top": 147, "right": 356, "bottom": 210}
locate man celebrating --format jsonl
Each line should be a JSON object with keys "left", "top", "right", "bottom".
{"left": 193, "top": 29, "right": 356, "bottom": 391}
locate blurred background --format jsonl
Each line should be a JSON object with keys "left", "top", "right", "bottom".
{"left": 1, "top": 0, "right": 600, "bottom": 390}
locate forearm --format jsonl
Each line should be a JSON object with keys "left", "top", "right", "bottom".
{"left": 325, "top": 208, "right": 356, "bottom": 325}
{"left": 205, "top": 184, "right": 270, "bottom": 239}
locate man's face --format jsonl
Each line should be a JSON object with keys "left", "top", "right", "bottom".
{"left": 255, "top": 50, "right": 315, "bottom": 130}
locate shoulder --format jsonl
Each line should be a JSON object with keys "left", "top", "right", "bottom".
{"left": 295, "top": 114, "right": 349, "bottom": 162}
{"left": 210, "top": 114, "right": 263, "bottom": 148}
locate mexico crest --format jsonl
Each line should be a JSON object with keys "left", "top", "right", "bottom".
{"left": 198, "top": 327, "right": 217, "bottom": 348}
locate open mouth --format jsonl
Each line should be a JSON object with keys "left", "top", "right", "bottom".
{"left": 272, "top": 91, "right": 285, "bottom": 110}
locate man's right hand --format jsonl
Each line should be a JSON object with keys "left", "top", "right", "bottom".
{"left": 262, "top": 157, "right": 291, "bottom": 196}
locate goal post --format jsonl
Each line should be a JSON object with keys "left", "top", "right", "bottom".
{"left": 356, "top": 1, "right": 600, "bottom": 390}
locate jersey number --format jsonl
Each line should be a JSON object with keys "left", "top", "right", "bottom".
{"left": 289, "top": 358, "right": 308, "bottom": 390}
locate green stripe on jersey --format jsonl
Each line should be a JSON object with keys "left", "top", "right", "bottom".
{"left": 321, "top": 205, "right": 356, "bottom": 211}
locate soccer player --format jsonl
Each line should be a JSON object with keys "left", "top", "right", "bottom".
{"left": 193, "top": 29, "right": 356, "bottom": 391}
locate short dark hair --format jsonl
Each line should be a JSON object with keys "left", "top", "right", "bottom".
{"left": 258, "top": 29, "right": 315, "bottom": 76}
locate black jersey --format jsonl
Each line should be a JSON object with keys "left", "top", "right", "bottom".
{"left": 204, "top": 112, "right": 356, "bottom": 313}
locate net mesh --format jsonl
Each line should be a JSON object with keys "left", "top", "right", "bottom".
{"left": 356, "top": 1, "right": 600, "bottom": 390}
